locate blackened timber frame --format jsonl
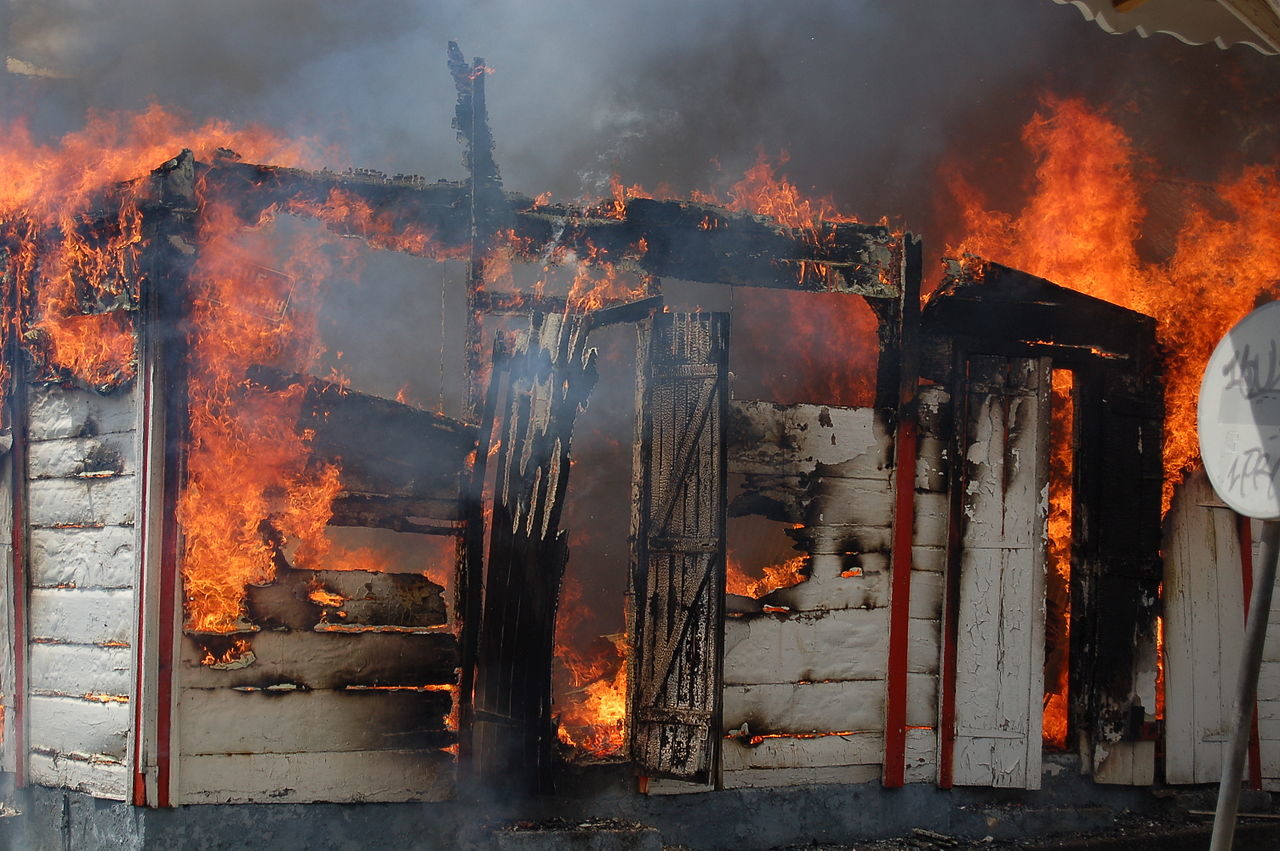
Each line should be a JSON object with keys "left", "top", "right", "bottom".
{"left": 923, "top": 260, "right": 1163, "bottom": 785}
{"left": 629, "top": 312, "right": 729, "bottom": 783}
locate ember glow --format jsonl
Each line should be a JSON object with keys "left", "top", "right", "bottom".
{"left": 947, "top": 95, "right": 1280, "bottom": 510}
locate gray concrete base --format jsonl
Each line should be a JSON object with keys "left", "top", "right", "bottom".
{"left": 0, "top": 755, "right": 1243, "bottom": 850}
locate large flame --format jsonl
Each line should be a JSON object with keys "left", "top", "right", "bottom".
{"left": 947, "top": 95, "right": 1280, "bottom": 509}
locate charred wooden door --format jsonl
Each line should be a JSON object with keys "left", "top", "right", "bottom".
{"left": 629, "top": 312, "right": 728, "bottom": 783}
{"left": 473, "top": 313, "right": 597, "bottom": 793}
{"left": 951, "top": 355, "right": 1050, "bottom": 789}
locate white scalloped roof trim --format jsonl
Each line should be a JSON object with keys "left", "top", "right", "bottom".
{"left": 1055, "top": 0, "right": 1279, "bottom": 55}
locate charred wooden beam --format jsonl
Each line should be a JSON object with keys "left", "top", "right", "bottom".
{"left": 920, "top": 259, "right": 1159, "bottom": 381}
{"left": 247, "top": 562, "right": 448, "bottom": 632}
{"left": 473, "top": 312, "right": 597, "bottom": 795}
{"left": 197, "top": 160, "right": 900, "bottom": 296}
{"left": 328, "top": 492, "right": 465, "bottom": 531}
{"left": 246, "top": 365, "right": 476, "bottom": 503}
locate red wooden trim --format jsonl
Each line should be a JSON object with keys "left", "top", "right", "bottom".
{"left": 1238, "top": 514, "right": 1264, "bottom": 791}
{"left": 883, "top": 417, "right": 918, "bottom": 788}
{"left": 8, "top": 374, "right": 28, "bottom": 787}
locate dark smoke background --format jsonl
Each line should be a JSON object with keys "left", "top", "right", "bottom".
{"left": 5, "top": 0, "right": 1279, "bottom": 733}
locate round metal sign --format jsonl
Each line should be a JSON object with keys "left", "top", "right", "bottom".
{"left": 1199, "top": 301, "right": 1280, "bottom": 520}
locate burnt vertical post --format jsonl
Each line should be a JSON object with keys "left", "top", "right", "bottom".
{"left": 629, "top": 312, "right": 729, "bottom": 784}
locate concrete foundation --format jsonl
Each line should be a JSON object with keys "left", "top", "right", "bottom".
{"left": 0, "top": 754, "right": 1233, "bottom": 850}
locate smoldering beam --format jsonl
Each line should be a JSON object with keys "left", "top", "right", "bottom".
{"left": 197, "top": 157, "right": 901, "bottom": 297}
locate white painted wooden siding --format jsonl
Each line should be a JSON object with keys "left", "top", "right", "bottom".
{"left": 24, "top": 385, "right": 140, "bottom": 800}
{"left": 951, "top": 357, "right": 1049, "bottom": 790}
{"left": 1163, "top": 469, "right": 1247, "bottom": 785}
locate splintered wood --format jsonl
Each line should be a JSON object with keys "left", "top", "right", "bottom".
{"left": 472, "top": 312, "right": 597, "bottom": 793}
{"left": 629, "top": 313, "right": 728, "bottom": 784}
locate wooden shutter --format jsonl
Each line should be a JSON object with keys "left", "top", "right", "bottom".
{"left": 629, "top": 313, "right": 728, "bottom": 783}
{"left": 951, "top": 355, "right": 1050, "bottom": 789}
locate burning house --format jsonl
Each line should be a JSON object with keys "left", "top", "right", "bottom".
{"left": 0, "top": 16, "right": 1279, "bottom": 849}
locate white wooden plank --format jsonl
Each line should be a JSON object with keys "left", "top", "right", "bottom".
{"left": 178, "top": 687, "right": 453, "bottom": 755}
{"left": 28, "top": 694, "right": 130, "bottom": 760}
{"left": 907, "top": 618, "right": 941, "bottom": 675}
{"left": 29, "top": 588, "right": 132, "bottom": 645}
{"left": 727, "top": 401, "right": 890, "bottom": 479}
{"left": 760, "top": 563, "right": 888, "bottom": 612}
{"left": 722, "top": 731, "right": 881, "bottom": 771}
{"left": 27, "top": 432, "right": 137, "bottom": 480}
{"left": 1162, "top": 470, "right": 1243, "bottom": 785}
{"left": 27, "top": 475, "right": 136, "bottom": 527}
{"left": 915, "top": 435, "right": 948, "bottom": 494}
{"left": 950, "top": 357, "right": 1048, "bottom": 790}
{"left": 27, "top": 385, "right": 138, "bottom": 441}
{"left": 723, "top": 609, "right": 889, "bottom": 685}
{"left": 722, "top": 764, "right": 880, "bottom": 789}
{"left": 912, "top": 545, "right": 946, "bottom": 574}
{"left": 30, "top": 526, "right": 136, "bottom": 589}
{"left": 909, "top": 569, "right": 945, "bottom": 619}
{"left": 905, "top": 727, "right": 937, "bottom": 784}
{"left": 809, "top": 478, "right": 894, "bottom": 528}
{"left": 179, "top": 749, "right": 455, "bottom": 803}
{"left": 723, "top": 681, "right": 883, "bottom": 733}
{"left": 177, "top": 630, "right": 457, "bottom": 690}
{"left": 913, "top": 491, "right": 949, "bottom": 548}
{"left": 28, "top": 752, "right": 128, "bottom": 800}
{"left": 906, "top": 672, "right": 938, "bottom": 728}
{"left": 1094, "top": 740, "right": 1156, "bottom": 786}
{"left": 29, "top": 643, "right": 132, "bottom": 697}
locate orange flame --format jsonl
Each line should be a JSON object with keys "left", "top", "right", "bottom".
{"left": 726, "top": 554, "right": 808, "bottom": 600}
{"left": 947, "top": 95, "right": 1280, "bottom": 510}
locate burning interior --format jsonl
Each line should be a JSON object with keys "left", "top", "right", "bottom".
{"left": 0, "top": 39, "right": 1279, "bottom": 835}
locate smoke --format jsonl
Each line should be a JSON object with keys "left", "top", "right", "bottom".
{"left": 7, "top": 1, "right": 1277, "bottom": 220}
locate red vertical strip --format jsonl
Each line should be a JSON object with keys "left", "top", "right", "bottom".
{"left": 883, "top": 418, "right": 918, "bottom": 788}
{"left": 1238, "top": 514, "right": 1264, "bottom": 791}
{"left": 9, "top": 375, "right": 27, "bottom": 787}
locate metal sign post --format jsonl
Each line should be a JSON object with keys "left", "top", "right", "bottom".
{"left": 1198, "top": 301, "right": 1280, "bottom": 851}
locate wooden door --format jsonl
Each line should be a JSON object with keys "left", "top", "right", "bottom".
{"left": 629, "top": 313, "right": 728, "bottom": 783}
{"left": 951, "top": 355, "right": 1051, "bottom": 788}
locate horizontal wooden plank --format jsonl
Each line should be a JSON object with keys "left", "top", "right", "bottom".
{"left": 724, "top": 680, "right": 883, "bottom": 733}
{"left": 911, "top": 545, "right": 946, "bottom": 574}
{"left": 29, "top": 642, "right": 132, "bottom": 697}
{"left": 908, "top": 618, "right": 941, "bottom": 675}
{"left": 909, "top": 569, "right": 945, "bottom": 619}
{"left": 30, "top": 526, "right": 136, "bottom": 589}
{"left": 29, "top": 694, "right": 130, "bottom": 760}
{"left": 727, "top": 401, "right": 891, "bottom": 480}
{"left": 723, "top": 764, "right": 880, "bottom": 788}
{"left": 906, "top": 673, "right": 938, "bottom": 728}
{"left": 915, "top": 435, "right": 948, "bottom": 493}
{"left": 27, "top": 475, "right": 136, "bottom": 528}
{"left": 180, "top": 687, "right": 453, "bottom": 755}
{"left": 913, "top": 492, "right": 949, "bottom": 549}
{"left": 30, "top": 588, "right": 132, "bottom": 645}
{"left": 178, "top": 749, "right": 455, "bottom": 803}
{"left": 29, "top": 752, "right": 128, "bottom": 801}
{"left": 763, "top": 562, "right": 887, "bottom": 612}
{"left": 247, "top": 565, "right": 446, "bottom": 632}
{"left": 724, "top": 609, "right": 889, "bottom": 685}
{"left": 27, "top": 385, "right": 137, "bottom": 441}
{"left": 905, "top": 727, "right": 938, "bottom": 784}
{"left": 179, "top": 630, "right": 458, "bottom": 689}
{"left": 723, "top": 731, "right": 881, "bottom": 771}
{"left": 27, "top": 432, "right": 137, "bottom": 480}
